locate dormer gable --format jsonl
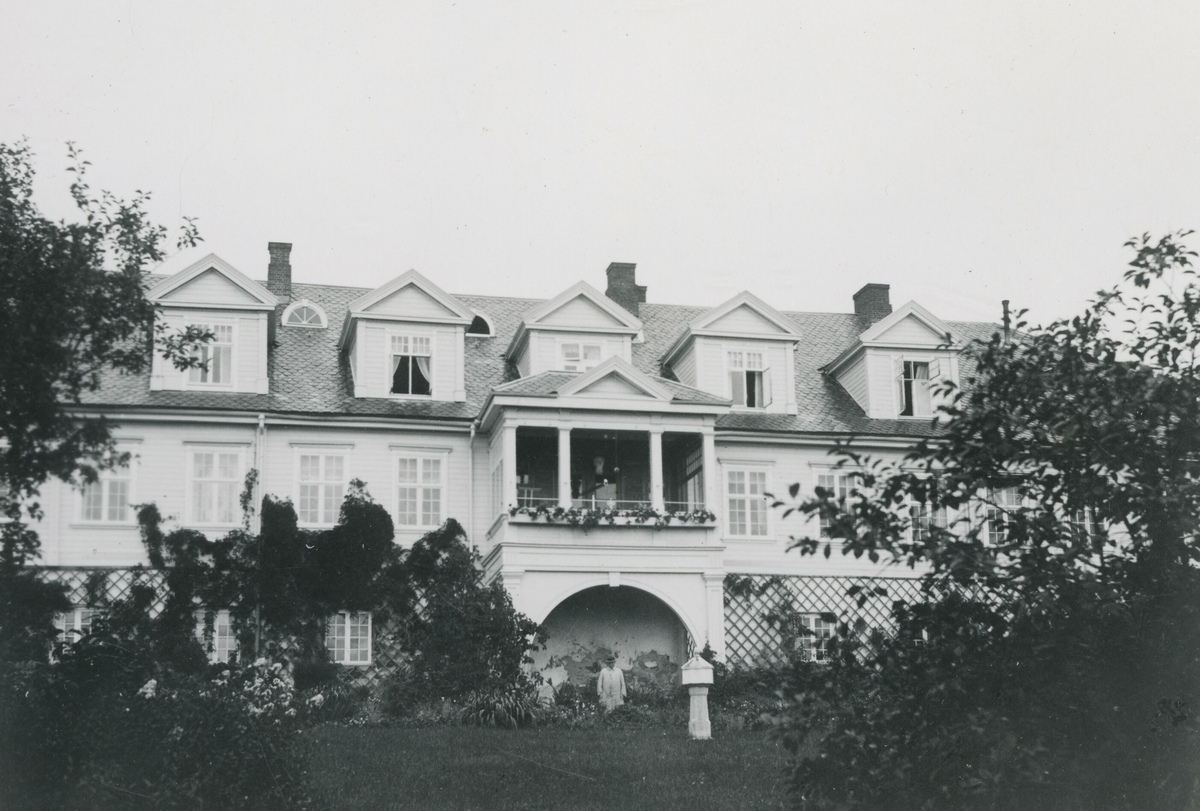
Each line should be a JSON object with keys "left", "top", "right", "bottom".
{"left": 661, "top": 291, "right": 801, "bottom": 415}
{"left": 341, "top": 270, "right": 474, "bottom": 402}
{"left": 558, "top": 357, "right": 673, "bottom": 401}
{"left": 825, "top": 300, "right": 962, "bottom": 421}
{"left": 147, "top": 253, "right": 278, "bottom": 311}
{"left": 147, "top": 253, "right": 277, "bottom": 394}
{"left": 506, "top": 282, "right": 643, "bottom": 377}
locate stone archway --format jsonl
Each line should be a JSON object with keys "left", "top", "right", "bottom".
{"left": 530, "top": 585, "right": 691, "bottom": 692}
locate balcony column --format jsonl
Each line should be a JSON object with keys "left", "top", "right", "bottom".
{"left": 557, "top": 427, "right": 572, "bottom": 508}
{"left": 502, "top": 422, "right": 518, "bottom": 510}
{"left": 702, "top": 428, "right": 718, "bottom": 516}
{"left": 649, "top": 428, "right": 664, "bottom": 512}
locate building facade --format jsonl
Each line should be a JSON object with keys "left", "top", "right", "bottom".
{"left": 32, "top": 244, "right": 998, "bottom": 684}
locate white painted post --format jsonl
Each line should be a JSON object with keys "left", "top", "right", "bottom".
{"left": 649, "top": 428, "right": 664, "bottom": 512}
{"left": 503, "top": 423, "right": 518, "bottom": 510}
{"left": 558, "top": 426, "right": 572, "bottom": 508}
{"left": 681, "top": 655, "right": 714, "bottom": 740}
{"left": 702, "top": 428, "right": 718, "bottom": 516}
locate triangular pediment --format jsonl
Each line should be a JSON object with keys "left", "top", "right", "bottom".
{"left": 689, "top": 292, "right": 801, "bottom": 337}
{"left": 860, "top": 301, "right": 958, "bottom": 346}
{"left": 147, "top": 253, "right": 278, "bottom": 309}
{"left": 558, "top": 357, "right": 672, "bottom": 401}
{"left": 523, "top": 282, "right": 642, "bottom": 331}
{"left": 348, "top": 270, "right": 474, "bottom": 324}
{"left": 536, "top": 293, "right": 628, "bottom": 329}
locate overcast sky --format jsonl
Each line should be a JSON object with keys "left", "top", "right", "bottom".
{"left": 5, "top": 1, "right": 1200, "bottom": 325}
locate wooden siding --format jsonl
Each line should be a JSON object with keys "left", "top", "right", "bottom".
{"left": 363, "top": 284, "right": 459, "bottom": 320}
{"left": 671, "top": 345, "right": 697, "bottom": 387}
{"left": 536, "top": 295, "right": 625, "bottom": 328}
{"left": 707, "top": 304, "right": 786, "bottom": 334}
{"left": 160, "top": 269, "right": 261, "bottom": 305}
{"left": 835, "top": 355, "right": 870, "bottom": 412}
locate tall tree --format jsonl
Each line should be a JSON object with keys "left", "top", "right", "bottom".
{"left": 772, "top": 232, "right": 1200, "bottom": 810}
{"left": 0, "top": 141, "right": 207, "bottom": 532}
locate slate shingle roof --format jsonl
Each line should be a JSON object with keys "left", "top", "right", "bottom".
{"left": 79, "top": 277, "right": 1001, "bottom": 438}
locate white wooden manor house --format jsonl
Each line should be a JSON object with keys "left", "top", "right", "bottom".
{"left": 35, "top": 243, "right": 1000, "bottom": 685}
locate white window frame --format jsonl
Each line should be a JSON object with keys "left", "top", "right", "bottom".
{"left": 195, "top": 609, "right": 237, "bottom": 664}
{"left": 186, "top": 320, "right": 236, "bottom": 389}
{"left": 186, "top": 447, "right": 246, "bottom": 528}
{"left": 909, "top": 502, "right": 949, "bottom": 543}
{"left": 816, "top": 470, "right": 856, "bottom": 539}
{"left": 726, "top": 349, "right": 771, "bottom": 409}
{"left": 796, "top": 614, "right": 836, "bottom": 663}
{"left": 294, "top": 448, "right": 350, "bottom": 527}
{"left": 77, "top": 454, "right": 137, "bottom": 525}
{"left": 388, "top": 332, "right": 434, "bottom": 398}
{"left": 724, "top": 464, "right": 771, "bottom": 538}
{"left": 560, "top": 341, "right": 603, "bottom": 372}
{"left": 57, "top": 607, "right": 101, "bottom": 644}
{"left": 896, "top": 358, "right": 936, "bottom": 418}
{"left": 983, "top": 485, "right": 1022, "bottom": 546}
{"left": 394, "top": 452, "right": 447, "bottom": 529}
{"left": 281, "top": 300, "right": 328, "bottom": 328}
{"left": 326, "top": 611, "right": 372, "bottom": 665}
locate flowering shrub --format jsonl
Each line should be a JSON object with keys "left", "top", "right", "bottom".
{"left": 507, "top": 504, "right": 716, "bottom": 530}
{"left": 0, "top": 656, "right": 314, "bottom": 810}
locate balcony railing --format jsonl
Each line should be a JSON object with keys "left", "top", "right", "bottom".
{"left": 663, "top": 500, "right": 706, "bottom": 514}
{"left": 570, "top": 497, "right": 652, "bottom": 511}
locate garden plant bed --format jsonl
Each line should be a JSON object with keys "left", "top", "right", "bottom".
{"left": 306, "top": 725, "right": 792, "bottom": 810}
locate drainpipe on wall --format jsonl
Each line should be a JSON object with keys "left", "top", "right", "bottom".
{"left": 253, "top": 413, "right": 266, "bottom": 657}
{"left": 468, "top": 421, "right": 477, "bottom": 547}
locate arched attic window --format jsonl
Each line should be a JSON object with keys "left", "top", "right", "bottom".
{"left": 466, "top": 312, "right": 493, "bottom": 337}
{"left": 282, "top": 300, "right": 328, "bottom": 328}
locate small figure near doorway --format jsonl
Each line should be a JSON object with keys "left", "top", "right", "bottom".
{"left": 597, "top": 654, "right": 626, "bottom": 712}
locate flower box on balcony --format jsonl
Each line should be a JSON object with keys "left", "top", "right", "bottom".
{"left": 506, "top": 504, "right": 717, "bottom": 531}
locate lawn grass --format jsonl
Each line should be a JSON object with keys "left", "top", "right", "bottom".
{"left": 305, "top": 725, "right": 792, "bottom": 810}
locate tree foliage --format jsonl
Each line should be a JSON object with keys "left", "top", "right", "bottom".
{"left": 772, "top": 232, "right": 1200, "bottom": 810}
{"left": 0, "top": 140, "right": 207, "bottom": 522}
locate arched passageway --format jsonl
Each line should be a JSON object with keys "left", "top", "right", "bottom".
{"left": 530, "top": 586, "right": 691, "bottom": 691}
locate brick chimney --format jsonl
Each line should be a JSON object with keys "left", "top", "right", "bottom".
{"left": 267, "top": 242, "right": 292, "bottom": 302}
{"left": 852, "top": 283, "right": 891, "bottom": 323}
{"left": 605, "top": 262, "right": 646, "bottom": 316}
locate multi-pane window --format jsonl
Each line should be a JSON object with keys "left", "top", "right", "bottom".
{"left": 285, "top": 303, "right": 325, "bottom": 327}
{"left": 80, "top": 465, "right": 132, "bottom": 523}
{"left": 728, "top": 351, "right": 769, "bottom": 408}
{"left": 326, "top": 611, "right": 372, "bottom": 665}
{"left": 397, "top": 457, "right": 443, "bottom": 527}
{"left": 57, "top": 608, "right": 100, "bottom": 644}
{"left": 298, "top": 453, "right": 346, "bottom": 525}
{"left": 561, "top": 343, "right": 602, "bottom": 372}
{"left": 390, "top": 335, "right": 433, "bottom": 396}
{"left": 985, "top": 486, "right": 1021, "bottom": 545}
{"left": 727, "top": 469, "right": 768, "bottom": 536}
{"left": 817, "top": 472, "right": 853, "bottom": 538}
{"left": 910, "top": 503, "right": 949, "bottom": 543}
{"left": 898, "top": 360, "right": 932, "bottom": 417}
{"left": 796, "top": 614, "right": 836, "bottom": 662}
{"left": 195, "top": 610, "right": 237, "bottom": 664}
{"left": 1070, "top": 508, "right": 1103, "bottom": 542}
{"left": 191, "top": 451, "right": 241, "bottom": 525}
{"left": 189, "top": 323, "right": 234, "bottom": 385}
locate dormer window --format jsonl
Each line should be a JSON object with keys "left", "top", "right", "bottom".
{"left": 467, "top": 313, "right": 493, "bottom": 337}
{"left": 562, "top": 343, "right": 602, "bottom": 372}
{"left": 898, "top": 360, "right": 932, "bottom": 417}
{"left": 283, "top": 300, "right": 328, "bottom": 328}
{"left": 189, "top": 324, "right": 233, "bottom": 386}
{"left": 391, "top": 335, "right": 432, "bottom": 396}
{"left": 728, "top": 351, "right": 771, "bottom": 408}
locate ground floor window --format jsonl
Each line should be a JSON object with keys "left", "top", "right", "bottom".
{"left": 326, "top": 611, "right": 372, "bottom": 665}
{"left": 57, "top": 607, "right": 101, "bottom": 644}
{"left": 195, "top": 609, "right": 237, "bottom": 664}
{"left": 796, "top": 614, "right": 836, "bottom": 662}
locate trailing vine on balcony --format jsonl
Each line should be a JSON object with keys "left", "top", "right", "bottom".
{"left": 507, "top": 503, "right": 716, "bottom": 531}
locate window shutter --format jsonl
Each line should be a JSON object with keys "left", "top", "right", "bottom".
{"left": 893, "top": 356, "right": 906, "bottom": 415}
{"left": 730, "top": 371, "right": 746, "bottom": 406}
{"left": 761, "top": 368, "right": 772, "bottom": 407}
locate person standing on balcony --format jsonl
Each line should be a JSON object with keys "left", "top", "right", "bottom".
{"left": 597, "top": 653, "right": 626, "bottom": 712}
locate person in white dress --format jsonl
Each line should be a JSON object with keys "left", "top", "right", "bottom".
{"left": 597, "top": 654, "right": 626, "bottom": 712}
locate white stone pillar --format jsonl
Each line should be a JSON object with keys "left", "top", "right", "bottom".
{"left": 557, "top": 426, "right": 572, "bottom": 508}
{"left": 649, "top": 428, "right": 664, "bottom": 512}
{"left": 688, "top": 687, "right": 712, "bottom": 740}
{"left": 502, "top": 423, "right": 518, "bottom": 510}
{"left": 704, "top": 573, "right": 727, "bottom": 661}
{"left": 702, "top": 428, "right": 718, "bottom": 516}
